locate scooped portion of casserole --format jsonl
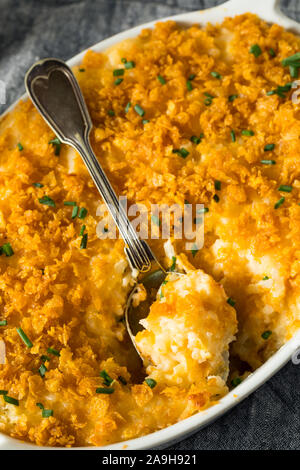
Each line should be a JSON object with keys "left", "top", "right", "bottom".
{"left": 136, "top": 269, "right": 237, "bottom": 388}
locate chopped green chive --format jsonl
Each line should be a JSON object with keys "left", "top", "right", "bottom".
{"left": 0, "top": 390, "right": 8, "bottom": 395}
{"left": 39, "top": 195, "right": 55, "bottom": 207}
{"left": 17, "top": 142, "right": 23, "bottom": 151}
{"left": 64, "top": 201, "right": 76, "bottom": 206}
{"left": 197, "top": 207, "right": 209, "bottom": 214}
{"left": 145, "top": 378, "right": 157, "bottom": 389}
{"left": 230, "top": 130, "right": 236, "bottom": 142}
{"left": 228, "top": 94, "right": 238, "bottom": 102}
{"left": 211, "top": 71, "right": 222, "bottom": 79}
{"left": 172, "top": 148, "right": 189, "bottom": 159}
{"left": 71, "top": 205, "right": 79, "bottom": 219}
{"left": 204, "top": 97, "right": 213, "bottom": 106}
{"left": 33, "top": 182, "right": 44, "bottom": 188}
{"left": 213, "top": 194, "right": 220, "bottom": 203}
{"left": 100, "top": 370, "right": 113, "bottom": 387}
{"left": 107, "top": 109, "right": 115, "bottom": 117}
{"left": 125, "top": 102, "right": 131, "bottom": 113}
{"left": 261, "top": 160, "right": 276, "bottom": 165}
{"left": 47, "top": 347, "right": 60, "bottom": 357}
{"left": 78, "top": 207, "right": 88, "bottom": 219}
{"left": 278, "top": 185, "right": 292, "bottom": 192}
{"left": 79, "top": 68, "right": 85, "bottom": 72}
{"left": 39, "top": 363, "right": 47, "bottom": 378}
{"left": 249, "top": 44, "right": 262, "bottom": 57}
{"left": 118, "top": 376, "right": 127, "bottom": 385}
{"left": 188, "top": 74, "right": 196, "bottom": 80}
{"left": 134, "top": 104, "right": 145, "bottom": 117}
{"left": 16, "top": 327, "right": 33, "bottom": 348}
{"left": 264, "top": 144, "right": 275, "bottom": 152}
{"left": 186, "top": 80, "right": 193, "bottom": 91}
{"left": 36, "top": 402, "right": 44, "bottom": 409}
{"left": 157, "top": 75, "right": 166, "bottom": 85}
{"left": 3, "top": 395, "right": 19, "bottom": 406}
{"left": 274, "top": 197, "right": 285, "bottom": 209}
{"left": 79, "top": 225, "right": 86, "bottom": 236}
{"left": 124, "top": 61, "right": 135, "bottom": 69}
{"left": 190, "top": 135, "right": 201, "bottom": 144}
{"left": 242, "top": 130, "right": 254, "bottom": 136}
{"left": 142, "top": 119, "right": 149, "bottom": 125}
{"left": 267, "top": 83, "right": 292, "bottom": 98}
{"left": 113, "top": 69, "right": 124, "bottom": 76}
{"left": 281, "top": 52, "right": 300, "bottom": 67}
{"left": 262, "top": 276, "right": 269, "bottom": 280}
{"left": 290, "top": 65, "right": 299, "bottom": 78}
{"left": 261, "top": 330, "right": 272, "bottom": 340}
{"left": 269, "top": 48, "right": 276, "bottom": 57}
{"left": 231, "top": 377, "right": 242, "bottom": 387}
{"left": 170, "top": 256, "right": 176, "bottom": 272}
{"left": 266, "top": 89, "right": 279, "bottom": 97}
{"left": 96, "top": 387, "right": 115, "bottom": 394}
{"left": 121, "top": 58, "right": 127, "bottom": 64}
{"left": 42, "top": 409, "right": 53, "bottom": 418}
{"left": 2, "top": 243, "right": 14, "bottom": 257}
{"left": 194, "top": 217, "right": 202, "bottom": 224}
{"left": 41, "top": 355, "right": 50, "bottom": 363}
{"left": 227, "top": 297, "right": 236, "bottom": 307}
{"left": 179, "top": 148, "right": 189, "bottom": 158}
{"left": 49, "top": 137, "right": 61, "bottom": 156}
{"left": 0, "top": 320, "right": 7, "bottom": 326}
{"left": 214, "top": 180, "right": 221, "bottom": 191}
{"left": 114, "top": 78, "right": 123, "bottom": 86}
{"left": 80, "top": 233, "right": 88, "bottom": 249}
{"left": 191, "top": 244, "right": 198, "bottom": 257}
{"left": 151, "top": 215, "right": 160, "bottom": 226}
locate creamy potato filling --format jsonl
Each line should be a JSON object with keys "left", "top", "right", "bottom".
{"left": 136, "top": 269, "right": 237, "bottom": 387}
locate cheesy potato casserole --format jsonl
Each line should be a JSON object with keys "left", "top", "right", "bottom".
{"left": 136, "top": 269, "right": 237, "bottom": 387}
{"left": 0, "top": 13, "right": 300, "bottom": 447}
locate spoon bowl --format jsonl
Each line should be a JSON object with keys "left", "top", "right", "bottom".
{"left": 125, "top": 268, "right": 186, "bottom": 361}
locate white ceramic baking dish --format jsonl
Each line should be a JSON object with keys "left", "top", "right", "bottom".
{"left": 1, "top": 0, "right": 300, "bottom": 450}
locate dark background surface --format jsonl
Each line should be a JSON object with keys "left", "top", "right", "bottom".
{"left": 1, "top": 0, "right": 300, "bottom": 450}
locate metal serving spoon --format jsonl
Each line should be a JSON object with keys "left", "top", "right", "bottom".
{"left": 25, "top": 58, "right": 177, "bottom": 360}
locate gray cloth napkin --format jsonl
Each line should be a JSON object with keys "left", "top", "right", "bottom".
{"left": 0, "top": 0, "right": 300, "bottom": 450}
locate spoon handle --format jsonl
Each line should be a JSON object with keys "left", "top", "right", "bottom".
{"left": 25, "top": 58, "right": 159, "bottom": 273}
{"left": 73, "top": 137, "right": 155, "bottom": 273}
